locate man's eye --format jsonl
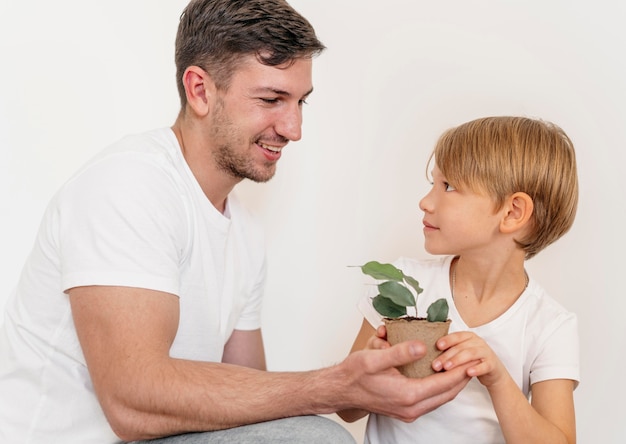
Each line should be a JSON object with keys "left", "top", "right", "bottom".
{"left": 260, "top": 98, "right": 279, "bottom": 104}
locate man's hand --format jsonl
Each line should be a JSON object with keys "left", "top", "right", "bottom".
{"left": 335, "top": 320, "right": 472, "bottom": 423}
{"left": 340, "top": 340, "right": 472, "bottom": 421}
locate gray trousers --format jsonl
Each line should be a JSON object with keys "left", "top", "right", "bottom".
{"left": 130, "top": 415, "right": 356, "bottom": 444}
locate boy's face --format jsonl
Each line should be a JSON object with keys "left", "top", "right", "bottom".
{"left": 419, "top": 165, "right": 504, "bottom": 256}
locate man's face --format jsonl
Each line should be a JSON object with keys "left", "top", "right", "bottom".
{"left": 208, "top": 55, "right": 314, "bottom": 183}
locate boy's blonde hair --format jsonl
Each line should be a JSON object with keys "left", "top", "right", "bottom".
{"left": 430, "top": 116, "right": 578, "bottom": 259}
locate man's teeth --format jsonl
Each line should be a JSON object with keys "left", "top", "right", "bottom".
{"left": 259, "top": 143, "right": 282, "bottom": 153}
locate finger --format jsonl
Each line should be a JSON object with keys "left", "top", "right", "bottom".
{"left": 370, "top": 340, "right": 427, "bottom": 372}
{"left": 367, "top": 336, "right": 390, "bottom": 350}
{"left": 398, "top": 365, "right": 472, "bottom": 420}
{"left": 417, "top": 363, "right": 471, "bottom": 394}
{"left": 436, "top": 331, "right": 475, "bottom": 350}
{"left": 375, "top": 324, "right": 387, "bottom": 339}
{"left": 438, "top": 348, "right": 481, "bottom": 371}
{"left": 466, "top": 359, "right": 492, "bottom": 377}
{"left": 432, "top": 346, "right": 465, "bottom": 371}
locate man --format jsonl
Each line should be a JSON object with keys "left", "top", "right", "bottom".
{"left": 0, "top": 1, "right": 471, "bottom": 442}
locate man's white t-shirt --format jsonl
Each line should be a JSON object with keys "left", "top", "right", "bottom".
{"left": 0, "top": 128, "right": 266, "bottom": 443}
{"left": 359, "top": 255, "right": 579, "bottom": 444}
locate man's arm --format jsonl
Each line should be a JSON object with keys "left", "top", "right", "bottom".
{"left": 69, "top": 285, "right": 471, "bottom": 441}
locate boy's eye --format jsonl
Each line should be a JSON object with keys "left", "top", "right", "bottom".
{"left": 444, "top": 182, "right": 456, "bottom": 192}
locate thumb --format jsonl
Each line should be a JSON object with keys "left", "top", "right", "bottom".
{"left": 372, "top": 340, "right": 427, "bottom": 372}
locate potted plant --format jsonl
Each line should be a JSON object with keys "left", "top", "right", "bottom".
{"left": 358, "top": 260, "right": 451, "bottom": 378}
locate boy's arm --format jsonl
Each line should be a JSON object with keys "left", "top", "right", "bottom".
{"left": 490, "top": 377, "right": 575, "bottom": 444}
{"left": 435, "top": 331, "right": 576, "bottom": 443}
{"left": 222, "top": 329, "right": 267, "bottom": 370}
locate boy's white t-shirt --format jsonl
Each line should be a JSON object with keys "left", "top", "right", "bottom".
{"left": 359, "top": 256, "right": 580, "bottom": 444}
{"left": 0, "top": 128, "right": 267, "bottom": 443}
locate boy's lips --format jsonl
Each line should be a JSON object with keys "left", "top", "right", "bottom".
{"left": 422, "top": 220, "right": 438, "bottom": 230}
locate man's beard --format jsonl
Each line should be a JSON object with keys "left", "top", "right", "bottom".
{"left": 214, "top": 143, "right": 277, "bottom": 183}
{"left": 210, "top": 101, "right": 278, "bottom": 183}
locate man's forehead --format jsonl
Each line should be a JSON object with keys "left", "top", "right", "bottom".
{"left": 233, "top": 56, "right": 313, "bottom": 96}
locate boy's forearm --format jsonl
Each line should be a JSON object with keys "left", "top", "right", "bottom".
{"left": 487, "top": 376, "right": 573, "bottom": 444}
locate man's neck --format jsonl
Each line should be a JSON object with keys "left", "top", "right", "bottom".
{"left": 171, "top": 118, "right": 240, "bottom": 214}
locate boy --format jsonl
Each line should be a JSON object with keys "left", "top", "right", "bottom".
{"left": 339, "top": 116, "right": 579, "bottom": 444}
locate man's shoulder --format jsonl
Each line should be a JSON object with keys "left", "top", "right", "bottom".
{"left": 100, "top": 127, "right": 178, "bottom": 159}
{"left": 67, "top": 128, "right": 183, "bottom": 184}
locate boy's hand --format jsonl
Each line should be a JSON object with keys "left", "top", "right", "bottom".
{"left": 432, "top": 331, "right": 506, "bottom": 388}
{"left": 366, "top": 324, "right": 391, "bottom": 350}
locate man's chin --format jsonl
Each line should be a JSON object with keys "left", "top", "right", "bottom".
{"left": 245, "top": 166, "right": 277, "bottom": 183}
{"left": 247, "top": 174, "right": 275, "bottom": 184}
{"left": 225, "top": 164, "right": 276, "bottom": 183}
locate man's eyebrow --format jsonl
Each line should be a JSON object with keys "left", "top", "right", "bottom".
{"left": 252, "top": 86, "right": 314, "bottom": 98}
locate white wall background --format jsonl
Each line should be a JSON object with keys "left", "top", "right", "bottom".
{"left": 1, "top": 1, "right": 624, "bottom": 442}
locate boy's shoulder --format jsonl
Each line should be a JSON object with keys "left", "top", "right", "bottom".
{"left": 393, "top": 255, "right": 451, "bottom": 275}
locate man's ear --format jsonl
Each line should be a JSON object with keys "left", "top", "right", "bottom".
{"left": 500, "top": 192, "right": 534, "bottom": 234}
{"left": 182, "top": 66, "right": 216, "bottom": 117}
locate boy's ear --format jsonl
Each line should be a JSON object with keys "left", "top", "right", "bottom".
{"left": 500, "top": 192, "right": 534, "bottom": 234}
{"left": 182, "top": 65, "right": 216, "bottom": 117}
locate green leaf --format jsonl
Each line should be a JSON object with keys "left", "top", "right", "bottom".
{"left": 378, "top": 281, "right": 416, "bottom": 307}
{"left": 426, "top": 298, "right": 449, "bottom": 322}
{"left": 360, "top": 261, "right": 404, "bottom": 281}
{"left": 402, "top": 274, "right": 423, "bottom": 296}
{"left": 372, "top": 295, "right": 407, "bottom": 318}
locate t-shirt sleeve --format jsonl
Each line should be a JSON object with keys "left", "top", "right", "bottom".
{"left": 57, "top": 152, "right": 188, "bottom": 295}
{"left": 530, "top": 312, "right": 580, "bottom": 388}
